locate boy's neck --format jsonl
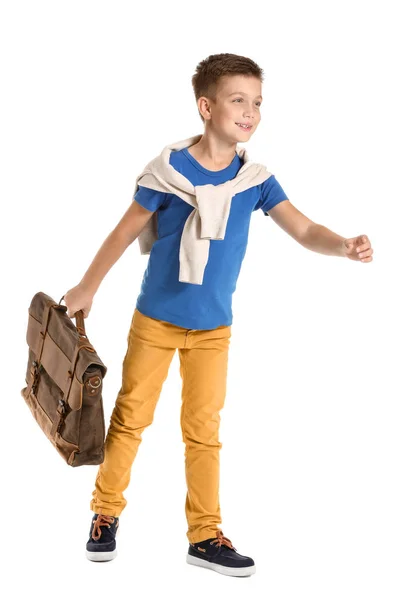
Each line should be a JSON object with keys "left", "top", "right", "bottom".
{"left": 187, "top": 132, "right": 238, "bottom": 172}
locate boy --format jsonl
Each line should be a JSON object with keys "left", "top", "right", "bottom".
{"left": 64, "top": 53, "right": 373, "bottom": 577}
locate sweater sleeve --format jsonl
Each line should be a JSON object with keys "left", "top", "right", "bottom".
{"left": 133, "top": 185, "right": 168, "bottom": 212}
{"left": 254, "top": 175, "right": 289, "bottom": 216}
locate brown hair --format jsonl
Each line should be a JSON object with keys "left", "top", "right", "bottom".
{"left": 191, "top": 53, "right": 264, "bottom": 123}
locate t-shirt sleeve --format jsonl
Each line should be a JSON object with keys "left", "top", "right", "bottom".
{"left": 254, "top": 175, "right": 289, "bottom": 216}
{"left": 133, "top": 185, "right": 168, "bottom": 212}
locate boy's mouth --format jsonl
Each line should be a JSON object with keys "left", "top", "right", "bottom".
{"left": 235, "top": 122, "right": 252, "bottom": 131}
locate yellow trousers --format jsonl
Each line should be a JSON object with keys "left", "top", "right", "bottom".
{"left": 90, "top": 308, "right": 232, "bottom": 543}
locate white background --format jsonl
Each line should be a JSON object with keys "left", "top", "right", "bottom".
{"left": 1, "top": 0, "right": 399, "bottom": 598}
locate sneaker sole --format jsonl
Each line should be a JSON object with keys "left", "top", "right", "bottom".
{"left": 186, "top": 553, "right": 256, "bottom": 577}
{"left": 86, "top": 549, "right": 117, "bottom": 562}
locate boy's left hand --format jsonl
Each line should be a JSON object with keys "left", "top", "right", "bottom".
{"left": 343, "top": 234, "right": 373, "bottom": 262}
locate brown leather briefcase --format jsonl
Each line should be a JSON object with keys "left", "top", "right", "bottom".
{"left": 21, "top": 291, "right": 107, "bottom": 467}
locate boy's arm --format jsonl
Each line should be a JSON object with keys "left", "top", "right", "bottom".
{"left": 80, "top": 200, "right": 154, "bottom": 295}
{"left": 267, "top": 200, "right": 346, "bottom": 257}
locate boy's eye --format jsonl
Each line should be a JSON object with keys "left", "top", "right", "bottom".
{"left": 233, "top": 98, "right": 262, "bottom": 107}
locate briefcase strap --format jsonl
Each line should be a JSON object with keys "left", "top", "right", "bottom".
{"left": 25, "top": 299, "right": 58, "bottom": 399}
{"left": 50, "top": 398, "right": 67, "bottom": 439}
{"left": 58, "top": 296, "right": 96, "bottom": 400}
{"left": 64, "top": 336, "right": 95, "bottom": 405}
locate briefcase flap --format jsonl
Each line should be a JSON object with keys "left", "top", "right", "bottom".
{"left": 26, "top": 291, "right": 107, "bottom": 411}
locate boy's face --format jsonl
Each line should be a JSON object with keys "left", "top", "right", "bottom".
{"left": 202, "top": 74, "right": 263, "bottom": 142}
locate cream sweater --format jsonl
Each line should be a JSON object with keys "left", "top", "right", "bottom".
{"left": 133, "top": 134, "right": 273, "bottom": 285}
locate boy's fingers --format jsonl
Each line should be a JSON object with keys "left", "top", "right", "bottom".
{"left": 360, "top": 248, "right": 373, "bottom": 258}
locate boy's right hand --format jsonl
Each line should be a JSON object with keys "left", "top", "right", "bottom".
{"left": 63, "top": 283, "right": 94, "bottom": 319}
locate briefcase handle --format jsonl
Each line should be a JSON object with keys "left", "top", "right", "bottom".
{"left": 59, "top": 295, "right": 87, "bottom": 338}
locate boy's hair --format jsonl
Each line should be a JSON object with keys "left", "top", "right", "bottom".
{"left": 191, "top": 53, "right": 264, "bottom": 123}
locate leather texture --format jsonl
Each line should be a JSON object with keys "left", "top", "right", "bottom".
{"left": 21, "top": 291, "right": 107, "bottom": 467}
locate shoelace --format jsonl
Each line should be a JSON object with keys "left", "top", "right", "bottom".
{"left": 210, "top": 530, "right": 236, "bottom": 551}
{"left": 91, "top": 514, "right": 117, "bottom": 541}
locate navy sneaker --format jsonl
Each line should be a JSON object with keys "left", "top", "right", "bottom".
{"left": 86, "top": 513, "right": 119, "bottom": 562}
{"left": 186, "top": 530, "right": 256, "bottom": 577}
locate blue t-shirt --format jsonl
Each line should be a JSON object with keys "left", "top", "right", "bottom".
{"left": 134, "top": 146, "right": 288, "bottom": 330}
